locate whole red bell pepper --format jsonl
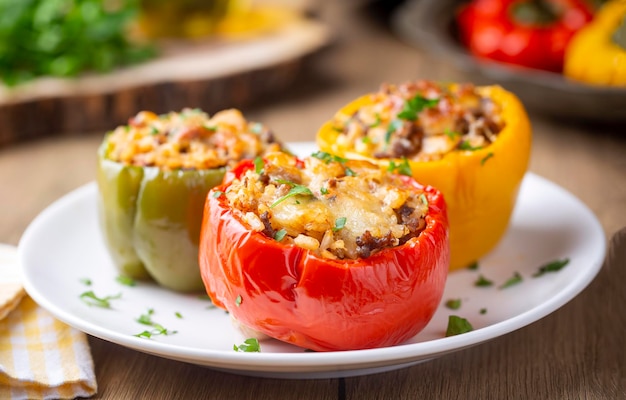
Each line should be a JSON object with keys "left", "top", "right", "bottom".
{"left": 457, "top": 0, "right": 593, "bottom": 72}
{"left": 198, "top": 156, "right": 449, "bottom": 351}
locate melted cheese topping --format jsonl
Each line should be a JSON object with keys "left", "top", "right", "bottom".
{"left": 224, "top": 152, "right": 429, "bottom": 260}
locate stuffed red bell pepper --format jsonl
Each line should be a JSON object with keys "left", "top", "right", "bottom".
{"left": 198, "top": 151, "right": 449, "bottom": 351}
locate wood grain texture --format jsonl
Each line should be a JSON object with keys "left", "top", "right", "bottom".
{"left": 344, "top": 228, "right": 626, "bottom": 399}
{"left": 0, "top": 62, "right": 303, "bottom": 147}
{"left": 0, "top": 19, "right": 330, "bottom": 147}
{"left": 0, "top": 1, "right": 625, "bottom": 399}
{"left": 88, "top": 337, "right": 338, "bottom": 400}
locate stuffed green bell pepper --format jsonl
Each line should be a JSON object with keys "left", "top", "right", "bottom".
{"left": 97, "top": 108, "right": 283, "bottom": 292}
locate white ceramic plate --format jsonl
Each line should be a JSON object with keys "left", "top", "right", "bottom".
{"left": 19, "top": 142, "right": 606, "bottom": 379}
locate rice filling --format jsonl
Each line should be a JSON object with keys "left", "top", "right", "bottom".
{"left": 224, "top": 152, "right": 430, "bottom": 260}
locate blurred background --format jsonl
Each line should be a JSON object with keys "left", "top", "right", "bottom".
{"left": 1, "top": 2, "right": 624, "bottom": 396}
{"left": 1, "top": 0, "right": 623, "bottom": 147}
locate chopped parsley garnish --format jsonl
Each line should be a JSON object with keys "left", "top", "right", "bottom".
{"left": 134, "top": 331, "right": 156, "bottom": 339}
{"left": 270, "top": 180, "right": 313, "bottom": 208}
{"left": 250, "top": 122, "right": 264, "bottom": 134}
{"left": 212, "top": 191, "right": 224, "bottom": 198}
{"left": 320, "top": 187, "right": 329, "bottom": 195}
{"left": 385, "top": 119, "right": 403, "bottom": 143}
{"left": 79, "top": 291, "right": 121, "bottom": 308}
{"left": 254, "top": 156, "right": 264, "bottom": 175}
{"left": 149, "top": 126, "right": 159, "bottom": 135}
{"left": 235, "top": 295, "right": 243, "bottom": 307}
{"left": 311, "top": 151, "right": 347, "bottom": 164}
{"left": 233, "top": 338, "right": 261, "bottom": 352}
{"left": 134, "top": 308, "right": 177, "bottom": 339}
{"left": 445, "top": 315, "right": 474, "bottom": 337}
{"left": 481, "top": 152, "right": 494, "bottom": 165}
{"left": 333, "top": 217, "right": 347, "bottom": 232}
{"left": 444, "top": 128, "right": 460, "bottom": 139}
{"left": 532, "top": 258, "right": 570, "bottom": 277}
{"left": 458, "top": 141, "right": 483, "bottom": 151}
{"left": 467, "top": 261, "right": 479, "bottom": 271}
{"left": 387, "top": 158, "right": 412, "bottom": 176}
{"left": 203, "top": 124, "right": 217, "bottom": 132}
{"left": 361, "top": 136, "right": 371, "bottom": 144}
{"left": 474, "top": 274, "right": 493, "bottom": 287}
{"left": 397, "top": 95, "right": 439, "bottom": 121}
{"left": 136, "top": 308, "right": 156, "bottom": 325}
{"left": 445, "top": 299, "right": 462, "bottom": 310}
{"left": 134, "top": 327, "right": 176, "bottom": 339}
{"left": 479, "top": 308, "right": 487, "bottom": 315}
{"left": 116, "top": 275, "right": 136, "bottom": 287}
{"left": 79, "top": 278, "right": 92, "bottom": 286}
{"left": 370, "top": 113, "right": 382, "bottom": 128}
{"left": 274, "top": 228, "right": 287, "bottom": 241}
{"left": 499, "top": 271, "right": 523, "bottom": 289}
{"left": 419, "top": 193, "right": 428, "bottom": 207}
{"left": 311, "top": 151, "right": 356, "bottom": 176}
{"left": 175, "top": 312, "right": 183, "bottom": 319}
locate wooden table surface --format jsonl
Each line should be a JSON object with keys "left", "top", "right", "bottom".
{"left": 2, "top": 1, "right": 625, "bottom": 399}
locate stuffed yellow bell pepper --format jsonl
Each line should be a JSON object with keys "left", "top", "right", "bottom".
{"left": 97, "top": 108, "right": 283, "bottom": 291}
{"left": 564, "top": 0, "right": 626, "bottom": 86}
{"left": 317, "top": 80, "right": 532, "bottom": 270}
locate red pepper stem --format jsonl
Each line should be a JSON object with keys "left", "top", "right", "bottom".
{"left": 511, "top": 0, "right": 560, "bottom": 26}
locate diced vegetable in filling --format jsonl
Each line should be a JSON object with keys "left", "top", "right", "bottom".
{"left": 104, "top": 108, "right": 282, "bottom": 170}
{"left": 332, "top": 80, "right": 505, "bottom": 161}
{"left": 223, "top": 152, "right": 430, "bottom": 260}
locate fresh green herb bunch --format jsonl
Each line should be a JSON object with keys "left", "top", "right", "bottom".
{"left": 0, "top": 0, "right": 156, "bottom": 86}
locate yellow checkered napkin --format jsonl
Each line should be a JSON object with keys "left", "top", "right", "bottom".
{"left": 0, "top": 244, "right": 97, "bottom": 400}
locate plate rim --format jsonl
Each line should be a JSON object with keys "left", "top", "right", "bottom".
{"left": 18, "top": 142, "right": 607, "bottom": 377}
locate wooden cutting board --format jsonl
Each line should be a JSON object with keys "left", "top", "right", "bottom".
{"left": 0, "top": 18, "right": 331, "bottom": 147}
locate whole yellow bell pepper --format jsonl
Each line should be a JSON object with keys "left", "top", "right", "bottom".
{"left": 564, "top": 0, "right": 626, "bottom": 86}
{"left": 317, "top": 82, "right": 532, "bottom": 270}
